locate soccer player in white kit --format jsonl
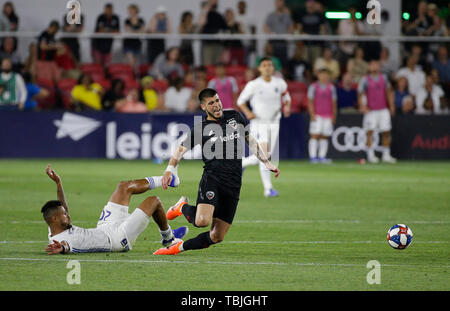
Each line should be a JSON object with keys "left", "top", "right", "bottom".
{"left": 238, "top": 57, "right": 291, "bottom": 197}
{"left": 42, "top": 164, "right": 187, "bottom": 255}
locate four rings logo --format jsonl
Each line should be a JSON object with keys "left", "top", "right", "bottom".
{"left": 332, "top": 126, "right": 383, "bottom": 152}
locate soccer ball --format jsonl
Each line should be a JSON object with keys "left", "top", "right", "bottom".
{"left": 387, "top": 224, "right": 413, "bottom": 249}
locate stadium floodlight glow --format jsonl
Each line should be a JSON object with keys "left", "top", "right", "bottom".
{"left": 325, "top": 11, "right": 351, "bottom": 19}
{"left": 402, "top": 12, "right": 410, "bottom": 20}
{"left": 355, "top": 12, "right": 363, "bottom": 19}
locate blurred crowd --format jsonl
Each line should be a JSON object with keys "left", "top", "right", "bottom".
{"left": 0, "top": 0, "right": 448, "bottom": 115}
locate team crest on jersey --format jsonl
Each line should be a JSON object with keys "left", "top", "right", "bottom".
{"left": 227, "top": 119, "right": 237, "bottom": 130}
{"left": 206, "top": 191, "right": 215, "bottom": 200}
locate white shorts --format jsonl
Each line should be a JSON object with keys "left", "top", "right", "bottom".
{"left": 96, "top": 201, "right": 150, "bottom": 252}
{"left": 363, "top": 108, "right": 391, "bottom": 132}
{"left": 250, "top": 119, "right": 280, "bottom": 153}
{"left": 309, "top": 116, "right": 333, "bottom": 136}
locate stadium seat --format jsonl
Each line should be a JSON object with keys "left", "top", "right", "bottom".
{"left": 152, "top": 79, "right": 168, "bottom": 93}
{"left": 123, "top": 78, "right": 140, "bottom": 92}
{"left": 36, "top": 79, "right": 57, "bottom": 109}
{"left": 94, "top": 78, "right": 111, "bottom": 91}
{"left": 225, "top": 64, "right": 247, "bottom": 76}
{"left": 138, "top": 64, "right": 152, "bottom": 77}
{"left": 79, "top": 63, "right": 104, "bottom": 75}
{"left": 108, "top": 63, "right": 134, "bottom": 76}
{"left": 110, "top": 71, "right": 135, "bottom": 82}
{"left": 205, "top": 65, "right": 216, "bottom": 76}
{"left": 57, "top": 79, "right": 77, "bottom": 110}
{"left": 287, "top": 81, "right": 308, "bottom": 113}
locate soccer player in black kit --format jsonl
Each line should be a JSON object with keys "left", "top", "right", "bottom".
{"left": 153, "top": 88, "right": 280, "bottom": 255}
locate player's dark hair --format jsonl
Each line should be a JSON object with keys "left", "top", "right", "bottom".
{"left": 41, "top": 200, "right": 62, "bottom": 221}
{"left": 198, "top": 88, "right": 217, "bottom": 103}
{"left": 258, "top": 57, "right": 273, "bottom": 66}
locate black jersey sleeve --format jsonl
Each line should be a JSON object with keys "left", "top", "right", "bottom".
{"left": 234, "top": 111, "right": 250, "bottom": 137}
{"left": 181, "top": 123, "right": 203, "bottom": 150}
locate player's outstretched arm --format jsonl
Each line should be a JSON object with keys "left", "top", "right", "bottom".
{"left": 46, "top": 164, "right": 69, "bottom": 213}
{"left": 245, "top": 134, "right": 280, "bottom": 178}
{"left": 162, "top": 145, "right": 189, "bottom": 190}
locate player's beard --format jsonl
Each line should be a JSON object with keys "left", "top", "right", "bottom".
{"left": 207, "top": 107, "right": 223, "bottom": 120}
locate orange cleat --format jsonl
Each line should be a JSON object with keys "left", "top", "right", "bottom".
{"left": 153, "top": 240, "right": 183, "bottom": 255}
{"left": 166, "top": 196, "right": 187, "bottom": 220}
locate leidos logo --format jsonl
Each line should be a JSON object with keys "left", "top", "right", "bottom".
{"left": 54, "top": 113, "right": 102, "bottom": 141}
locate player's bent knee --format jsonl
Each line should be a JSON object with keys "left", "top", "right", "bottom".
{"left": 194, "top": 216, "right": 211, "bottom": 228}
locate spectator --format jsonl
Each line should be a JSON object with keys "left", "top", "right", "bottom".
{"left": 193, "top": 65, "right": 208, "bottom": 81}
{"left": 0, "top": 37, "right": 21, "bottom": 71}
{"left": 263, "top": 0, "right": 294, "bottom": 66}
{"left": 285, "top": 41, "right": 311, "bottom": 83}
{"left": 347, "top": 47, "right": 368, "bottom": 84}
{"left": 2, "top": 2, "right": 18, "bottom": 31}
{"left": 54, "top": 41, "right": 81, "bottom": 80}
{"left": 61, "top": 11, "right": 84, "bottom": 62}
{"left": 23, "top": 43, "right": 38, "bottom": 82}
{"left": 115, "top": 88, "right": 148, "bottom": 113}
{"left": 337, "top": 6, "right": 364, "bottom": 64}
{"left": 147, "top": 6, "right": 171, "bottom": 64}
{"left": 396, "top": 55, "right": 426, "bottom": 97}
{"left": 409, "top": 44, "right": 427, "bottom": 70}
{"left": 255, "top": 42, "right": 282, "bottom": 73}
{"left": 433, "top": 45, "right": 450, "bottom": 84}
{"left": 37, "top": 20, "right": 62, "bottom": 83}
{"left": 102, "top": 78, "right": 125, "bottom": 111}
{"left": 379, "top": 47, "right": 398, "bottom": 81}
{"left": 294, "top": 0, "right": 326, "bottom": 65}
{"left": 235, "top": 0, "right": 257, "bottom": 66}
{"left": 223, "top": 8, "right": 245, "bottom": 65}
{"left": 188, "top": 75, "right": 207, "bottom": 112}
{"left": 164, "top": 77, "right": 192, "bottom": 113}
{"left": 0, "top": 57, "right": 26, "bottom": 110}
{"left": 71, "top": 73, "right": 103, "bottom": 111}
{"left": 425, "top": 15, "right": 449, "bottom": 56}
{"left": 149, "top": 47, "right": 184, "bottom": 81}
{"left": 207, "top": 63, "right": 239, "bottom": 110}
{"left": 91, "top": 3, "right": 120, "bottom": 66}
{"left": 404, "top": 1, "right": 432, "bottom": 36}
{"left": 178, "top": 11, "right": 196, "bottom": 65}
{"left": 336, "top": 72, "right": 357, "bottom": 111}
{"left": 123, "top": 4, "right": 145, "bottom": 73}
{"left": 415, "top": 74, "right": 447, "bottom": 115}
{"left": 198, "top": 0, "right": 228, "bottom": 65}
{"left": 394, "top": 76, "right": 415, "bottom": 115}
{"left": 139, "top": 76, "right": 160, "bottom": 111}
{"left": 313, "top": 47, "right": 340, "bottom": 83}
{"left": 22, "top": 71, "right": 49, "bottom": 111}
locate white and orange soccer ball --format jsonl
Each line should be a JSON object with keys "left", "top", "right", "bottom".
{"left": 387, "top": 224, "right": 413, "bottom": 249}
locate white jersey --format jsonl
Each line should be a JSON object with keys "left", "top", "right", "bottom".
{"left": 49, "top": 225, "right": 112, "bottom": 253}
{"left": 237, "top": 76, "right": 290, "bottom": 122}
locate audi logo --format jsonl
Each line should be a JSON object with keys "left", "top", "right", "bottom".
{"left": 331, "top": 126, "right": 383, "bottom": 152}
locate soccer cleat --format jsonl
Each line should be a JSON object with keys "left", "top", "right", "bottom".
{"left": 382, "top": 155, "right": 397, "bottom": 164}
{"left": 161, "top": 226, "right": 189, "bottom": 247}
{"left": 310, "top": 157, "right": 319, "bottom": 164}
{"left": 318, "top": 157, "right": 332, "bottom": 164}
{"left": 264, "top": 188, "right": 279, "bottom": 198}
{"left": 367, "top": 155, "right": 380, "bottom": 164}
{"left": 169, "top": 174, "right": 180, "bottom": 187}
{"left": 153, "top": 240, "right": 183, "bottom": 255}
{"left": 166, "top": 196, "right": 188, "bottom": 220}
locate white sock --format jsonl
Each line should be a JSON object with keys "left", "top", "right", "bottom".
{"left": 308, "top": 139, "right": 318, "bottom": 158}
{"left": 159, "top": 225, "right": 173, "bottom": 240}
{"left": 382, "top": 147, "right": 391, "bottom": 158}
{"left": 367, "top": 148, "right": 375, "bottom": 159}
{"left": 242, "top": 154, "right": 259, "bottom": 167}
{"left": 259, "top": 161, "right": 272, "bottom": 193}
{"left": 146, "top": 176, "right": 162, "bottom": 190}
{"left": 318, "top": 139, "right": 328, "bottom": 159}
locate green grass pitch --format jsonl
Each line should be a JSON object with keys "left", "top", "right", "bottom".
{"left": 0, "top": 159, "right": 449, "bottom": 291}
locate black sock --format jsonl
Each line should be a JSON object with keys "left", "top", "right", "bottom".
{"left": 182, "top": 231, "right": 215, "bottom": 251}
{"left": 182, "top": 204, "right": 197, "bottom": 225}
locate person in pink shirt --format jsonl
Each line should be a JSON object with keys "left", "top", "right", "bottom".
{"left": 307, "top": 68, "right": 337, "bottom": 163}
{"left": 207, "top": 63, "right": 239, "bottom": 110}
{"left": 115, "top": 88, "right": 148, "bottom": 113}
{"left": 358, "top": 60, "right": 396, "bottom": 163}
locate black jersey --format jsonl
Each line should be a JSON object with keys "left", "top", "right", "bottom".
{"left": 182, "top": 110, "right": 249, "bottom": 188}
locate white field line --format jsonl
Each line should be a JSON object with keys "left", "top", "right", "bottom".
{"left": 0, "top": 257, "right": 449, "bottom": 269}
{"left": 0, "top": 240, "right": 448, "bottom": 245}
{"left": 1, "top": 219, "right": 449, "bottom": 225}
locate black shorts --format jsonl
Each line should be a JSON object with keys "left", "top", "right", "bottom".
{"left": 196, "top": 173, "right": 241, "bottom": 224}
